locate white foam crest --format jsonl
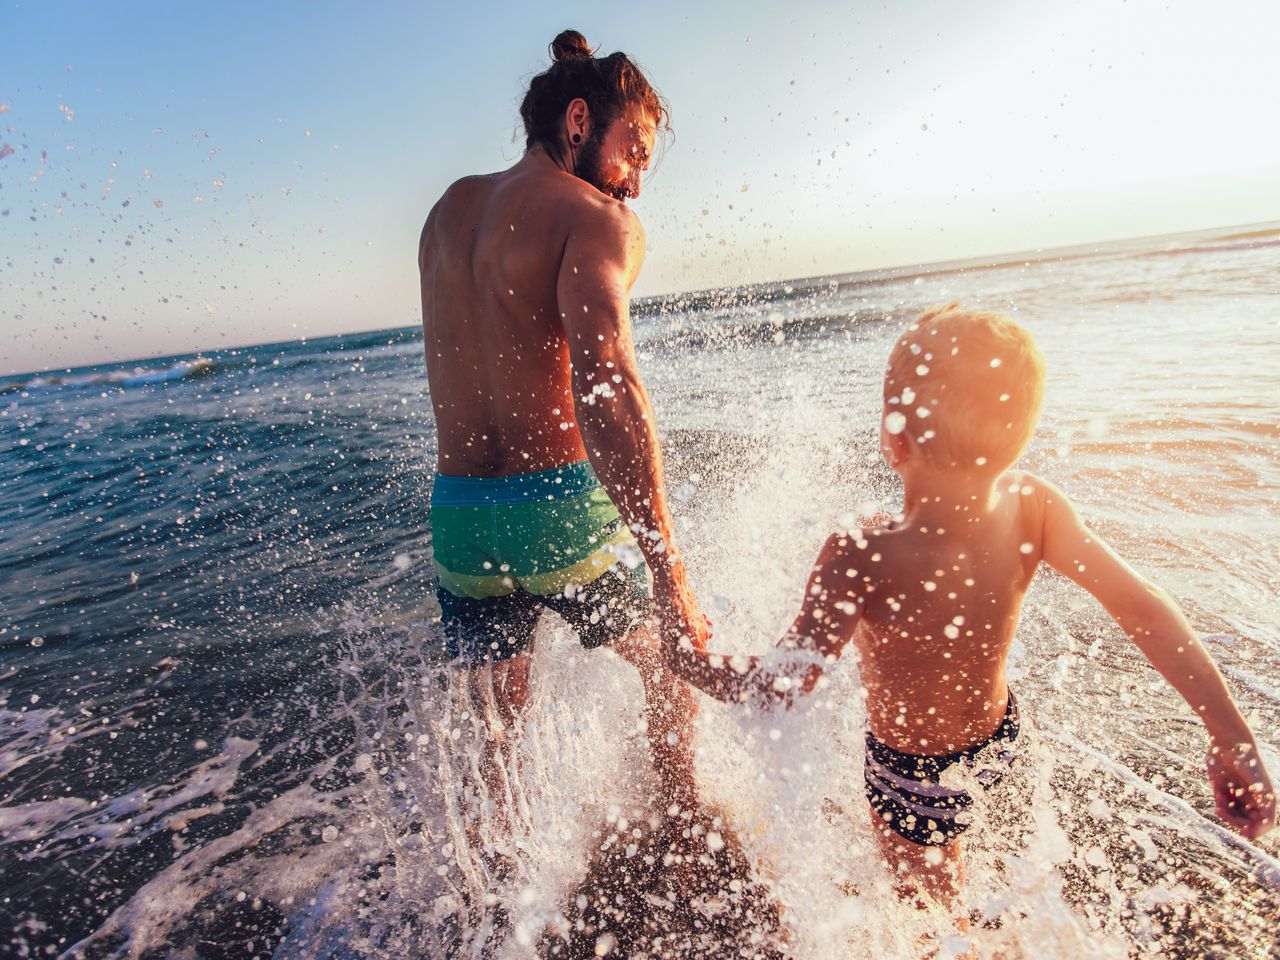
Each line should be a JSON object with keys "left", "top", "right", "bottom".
{"left": 1, "top": 737, "right": 259, "bottom": 855}
{"left": 65, "top": 772, "right": 363, "bottom": 959}
{"left": 9, "top": 357, "right": 215, "bottom": 392}
{"left": 1038, "top": 729, "right": 1280, "bottom": 891}
{"left": 0, "top": 705, "right": 65, "bottom": 778}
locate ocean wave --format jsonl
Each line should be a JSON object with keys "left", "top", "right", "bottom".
{"left": 637, "top": 307, "right": 896, "bottom": 353}
{"left": 1123, "top": 235, "right": 1280, "bottom": 263}
{"left": 1, "top": 357, "right": 215, "bottom": 393}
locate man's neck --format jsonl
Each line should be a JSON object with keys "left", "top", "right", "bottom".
{"left": 524, "top": 142, "right": 572, "bottom": 176}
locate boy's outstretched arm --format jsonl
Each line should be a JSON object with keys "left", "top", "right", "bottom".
{"left": 1037, "top": 477, "right": 1276, "bottom": 839}
{"left": 663, "top": 532, "right": 865, "bottom": 704}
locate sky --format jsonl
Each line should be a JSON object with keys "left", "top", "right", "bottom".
{"left": 3, "top": 0, "right": 1279, "bottom": 374}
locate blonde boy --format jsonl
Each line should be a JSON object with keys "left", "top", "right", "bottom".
{"left": 666, "top": 303, "right": 1275, "bottom": 909}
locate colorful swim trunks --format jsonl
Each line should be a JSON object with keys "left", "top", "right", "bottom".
{"left": 864, "top": 690, "right": 1020, "bottom": 846}
{"left": 430, "top": 460, "right": 651, "bottom": 664}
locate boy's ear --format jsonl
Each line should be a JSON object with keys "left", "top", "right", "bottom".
{"left": 881, "top": 425, "right": 911, "bottom": 468}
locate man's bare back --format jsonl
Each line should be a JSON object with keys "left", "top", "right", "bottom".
{"left": 419, "top": 152, "right": 641, "bottom": 477}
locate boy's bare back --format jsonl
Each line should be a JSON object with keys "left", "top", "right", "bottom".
{"left": 828, "top": 471, "right": 1045, "bottom": 756}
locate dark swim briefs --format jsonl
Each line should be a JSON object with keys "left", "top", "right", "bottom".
{"left": 430, "top": 460, "right": 651, "bottom": 664}
{"left": 864, "top": 690, "right": 1020, "bottom": 847}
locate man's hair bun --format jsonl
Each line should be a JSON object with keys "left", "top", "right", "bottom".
{"left": 521, "top": 31, "right": 668, "bottom": 152}
{"left": 550, "top": 30, "right": 593, "bottom": 62}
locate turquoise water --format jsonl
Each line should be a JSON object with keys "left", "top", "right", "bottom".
{"left": 2, "top": 223, "right": 1278, "bottom": 957}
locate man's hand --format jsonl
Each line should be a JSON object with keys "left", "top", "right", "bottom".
{"left": 651, "top": 555, "right": 708, "bottom": 659}
{"left": 1206, "top": 741, "right": 1276, "bottom": 839}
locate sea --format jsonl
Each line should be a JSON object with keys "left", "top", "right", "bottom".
{"left": 2, "top": 222, "right": 1279, "bottom": 959}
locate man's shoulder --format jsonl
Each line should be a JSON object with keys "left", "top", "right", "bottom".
{"left": 423, "top": 175, "right": 487, "bottom": 237}
{"left": 562, "top": 186, "right": 642, "bottom": 238}
{"left": 433, "top": 173, "right": 495, "bottom": 212}
{"left": 439, "top": 167, "right": 641, "bottom": 240}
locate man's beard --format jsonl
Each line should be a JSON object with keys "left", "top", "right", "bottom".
{"left": 575, "top": 130, "right": 628, "bottom": 201}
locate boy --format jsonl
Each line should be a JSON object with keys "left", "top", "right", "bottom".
{"left": 664, "top": 303, "right": 1275, "bottom": 912}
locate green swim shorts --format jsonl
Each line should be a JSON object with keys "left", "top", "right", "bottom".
{"left": 431, "top": 460, "right": 651, "bottom": 664}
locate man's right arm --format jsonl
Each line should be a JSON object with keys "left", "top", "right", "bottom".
{"left": 556, "top": 203, "right": 704, "bottom": 644}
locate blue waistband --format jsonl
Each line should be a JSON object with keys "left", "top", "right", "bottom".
{"left": 432, "top": 460, "right": 602, "bottom": 506}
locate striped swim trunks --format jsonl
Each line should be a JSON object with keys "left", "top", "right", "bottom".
{"left": 864, "top": 690, "right": 1020, "bottom": 846}
{"left": 430, "top": 460, "right": 651, "bottom": 664}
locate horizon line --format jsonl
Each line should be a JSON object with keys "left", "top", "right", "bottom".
{"left": 7, "top": 216, "right": 1278, "bottom": 381}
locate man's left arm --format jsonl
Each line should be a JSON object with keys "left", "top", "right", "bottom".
{"left": 666, "top": 533, "right": 865, "bottom": 703}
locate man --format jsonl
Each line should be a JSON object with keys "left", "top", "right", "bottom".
{"left": 418, "top": 30, "right": 705, "bottom": 829}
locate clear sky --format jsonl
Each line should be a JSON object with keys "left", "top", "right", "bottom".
{"left": 3, "top": 0, "right": 1278, "bottom": 374}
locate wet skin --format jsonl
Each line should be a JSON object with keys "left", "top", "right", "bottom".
{"left": 419, "top": 113, "right": 655, "bottom": 478}
{"left": 419, "top": 103, "right": 703, "bottom": 814}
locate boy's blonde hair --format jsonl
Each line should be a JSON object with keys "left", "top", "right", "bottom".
{"left": 883, "top": 303, "right": 1046, "bottom": 471}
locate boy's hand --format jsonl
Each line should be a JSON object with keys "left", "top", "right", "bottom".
{"left": 1206, "top": 742, "right": 1276, "bottom": 839}
{"left": 858, "top": 510, "right": 895, "bottom": 529}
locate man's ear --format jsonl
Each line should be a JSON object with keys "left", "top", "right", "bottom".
{"left": 564, "top": 97, "right": 590, "bottom": 142}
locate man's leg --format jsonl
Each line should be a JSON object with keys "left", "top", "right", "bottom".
{"left": 438, "top": 586, "right": 540, "bottom": 853}
{"left": 460, "top": 651, "right": 533, "bottom": 841}
{"left": 613, "top": 621, "right": 699, "bottom": 807}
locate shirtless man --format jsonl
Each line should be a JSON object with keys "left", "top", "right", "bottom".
{"left": 418, "top": 30, "right": 704, "bottom": 825}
